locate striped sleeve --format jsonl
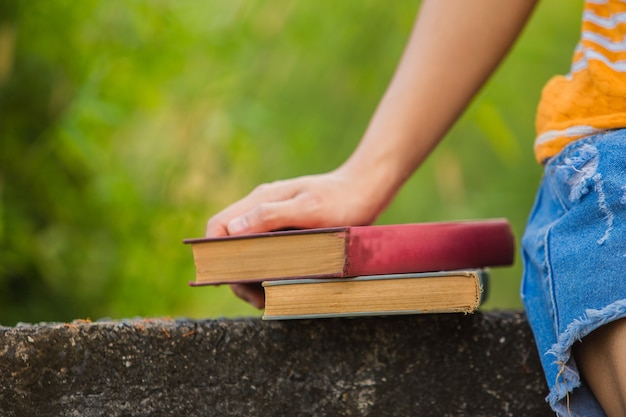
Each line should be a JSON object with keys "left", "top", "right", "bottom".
{"left": 534, "top": 0, "right": 626, "bottom": 163}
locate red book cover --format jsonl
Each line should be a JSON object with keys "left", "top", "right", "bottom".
{"left": 343, "top": 219, "right": 515, "bottom": 276}
{"left": 184, "top": 218, "right": 515, "bottom": 285}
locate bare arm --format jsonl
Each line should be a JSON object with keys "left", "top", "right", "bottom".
{"left": 205, "top": 0, "right": 538, "bottom": 307}
{"left": 337, "top": 0, "right": 538, "bottom": 210}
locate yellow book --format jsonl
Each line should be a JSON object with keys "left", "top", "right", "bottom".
{"left": 262, "top": 269, "right": 488, "bottom": 320}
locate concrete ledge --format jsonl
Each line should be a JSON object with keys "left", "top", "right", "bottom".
{"left": 0, "top": 311, "right": 552, "bottom": 417}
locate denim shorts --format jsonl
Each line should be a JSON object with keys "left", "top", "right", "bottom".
{"left": 521, "top": 128, "right": 626, "bottom": 417}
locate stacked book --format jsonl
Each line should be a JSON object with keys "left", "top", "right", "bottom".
{"left": 184, "top": 219, "right": 515, "bottom": 320}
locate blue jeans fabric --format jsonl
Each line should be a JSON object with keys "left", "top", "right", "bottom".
{"left": 521, "top": 129, "right": 626, "bottom": 417}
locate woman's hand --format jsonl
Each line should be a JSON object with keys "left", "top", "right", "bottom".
{"left": 206, "top": 170, "right": 386, "bottom": 237}
{"left": 205, "top": 169, "right": 392, "bottom": 309}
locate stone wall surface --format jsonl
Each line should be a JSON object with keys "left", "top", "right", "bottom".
{"left": 0, "top": 311, "right": 553, "bottom": 417}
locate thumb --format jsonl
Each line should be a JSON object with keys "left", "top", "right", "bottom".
{"left": 225, "top": 216, "right": 252, "bottom": 235}
{"left": 226, "top": 198, "right": 316, "bottom": 235}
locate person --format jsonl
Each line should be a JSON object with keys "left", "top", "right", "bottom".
{"left": 205, "top": 1, "right": 626, "bottom": 416}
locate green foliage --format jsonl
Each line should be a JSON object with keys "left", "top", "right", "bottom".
{"left": 0, "top": 1, "right": 582, "bottom": 325}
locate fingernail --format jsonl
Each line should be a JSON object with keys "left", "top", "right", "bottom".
{"left": 227, "top": 217, "right": 250, "bottom": 235}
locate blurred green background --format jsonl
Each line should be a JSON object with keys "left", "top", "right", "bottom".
{"left": 0, "top": 1, "right": 582, "bottom": 325}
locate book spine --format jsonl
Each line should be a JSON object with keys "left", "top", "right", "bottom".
{"left": 345, "top": 220, "right": 514, "bottom": 276}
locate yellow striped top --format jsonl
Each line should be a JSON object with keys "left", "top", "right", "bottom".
{"left": 534, "top": 0, "right": 626, "bottom": 163}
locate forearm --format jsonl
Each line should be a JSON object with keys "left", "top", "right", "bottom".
{"left": 339, "top": 0, "right": 538, "bottom": 210}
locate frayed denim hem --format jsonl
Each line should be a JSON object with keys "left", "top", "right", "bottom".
{"left": 546, "top": 299, "right": 626, "bottom": 417}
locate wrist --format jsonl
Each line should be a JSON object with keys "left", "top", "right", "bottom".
{"left": 334, "top": 154, "right": 406, "bottom": 220}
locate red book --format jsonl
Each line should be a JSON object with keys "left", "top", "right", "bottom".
{"left": 184, "top": 218, "right": 515, "bottom": 285}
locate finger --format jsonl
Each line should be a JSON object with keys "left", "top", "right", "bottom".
{"left": 226, "top": 192, "right": 326, "bottom": 235}
{"left": 205, "top": 180, "right": 301, "bottom": 237}
{"left": 230, "top": 284, "right": 265, "bottom": 309}
{"left": 206, "top": 195, "right": 268, "bottom": 237}
{"left": 205, "top": 219, "right": 230, "bottom": 237}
